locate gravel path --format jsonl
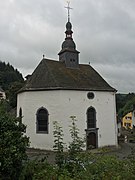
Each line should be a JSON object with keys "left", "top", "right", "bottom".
{"left": 109, "top": 142, "right": 135, "bottom": 159}
{"left": 27, "top": 148, "right": 56, "bottom": 164}
{"left": 27, "top": 142, "right": 135, "bottom": 163}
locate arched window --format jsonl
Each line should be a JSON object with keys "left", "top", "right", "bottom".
{"left": 19, "top": 108, "right": 22, "bottom": 118}
{"left": 87, "top": 107, "right": 96, "bottom": 129}
{"left": 36, "top": 107, "right": 49, "bottom": 133}
{"left": 19, "top": 108, "right": 22, "bottom": 123}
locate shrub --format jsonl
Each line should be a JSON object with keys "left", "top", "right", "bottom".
{"left": 0, "top": 103, "right": 29, "bottom": 179}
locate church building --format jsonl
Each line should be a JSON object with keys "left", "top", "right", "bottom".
{"left": 17, "top": 5, "right": 118, "bottom": 150}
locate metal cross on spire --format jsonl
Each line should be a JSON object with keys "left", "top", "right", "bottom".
{"left": 65, "top": 1, "right": 73, "bottom": 22}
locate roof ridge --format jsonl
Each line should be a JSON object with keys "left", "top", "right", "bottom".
{"left": 44, "top": 59, "right": 59, "bottom": 87}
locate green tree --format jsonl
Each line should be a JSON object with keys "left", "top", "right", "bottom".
{"left": 116, "top": 93, "right": 127, "bottom": 113}
{"left": 116, "top": 93, "right": 135, "bottom": 118}
{"left": 6, "top": 81, "right": 24, "bottom": 108}
{"left": 0, "top": 61, "right": 24, "bottom": 91}
{"left": 0, "top": 101, "right": 29, "bottom": 180}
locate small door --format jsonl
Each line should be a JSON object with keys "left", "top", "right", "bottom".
{"left": 87, "top": 132, "right": 97, "bottom": 149}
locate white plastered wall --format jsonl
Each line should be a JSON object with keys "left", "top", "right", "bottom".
{"left": 17, "top": 90, "right": 117, "bottom": 150}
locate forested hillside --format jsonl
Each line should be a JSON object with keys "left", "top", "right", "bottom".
{"left": 116, "top": 93, "right": 135, "bottom": 118}
{"left": 0, "top": 61, "right": 24, "bottom": 107}
{"left": 0, "top": 61, "right": 24, "bottom": 90}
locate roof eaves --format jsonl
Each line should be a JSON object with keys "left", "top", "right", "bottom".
{"left": 18, "top": 87, "right": 116, "bottom": 93}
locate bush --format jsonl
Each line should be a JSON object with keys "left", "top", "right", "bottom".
{"left": 0, "top": 102, "right": 29, "bottom": 179}
{"left": 20, "top": 159, "right": 58, "bottom": 180}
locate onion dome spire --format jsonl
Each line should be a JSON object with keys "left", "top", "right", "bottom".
{"left": 58, "top": 2, "right": 80, "bottom": 69}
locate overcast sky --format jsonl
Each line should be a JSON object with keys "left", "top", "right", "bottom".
{"left": 0, "top": 0, "right": 135, "bottom": 93}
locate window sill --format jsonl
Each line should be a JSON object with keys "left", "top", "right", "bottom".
{"left": 36, "top": 131, "right": 48, "bottom": 134}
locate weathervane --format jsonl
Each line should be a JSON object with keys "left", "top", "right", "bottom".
{"left": 65, "top": 1, "right": 73, "bottom": 22}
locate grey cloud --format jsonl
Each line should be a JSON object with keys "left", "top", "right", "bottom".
{"left": 0, "top": 0, "right": 135, "bottom": 92}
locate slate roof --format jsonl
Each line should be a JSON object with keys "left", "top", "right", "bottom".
{"left": 19, "top": 58, "right": 116, "bottom": 92}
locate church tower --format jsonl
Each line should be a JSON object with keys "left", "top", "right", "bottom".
{"left": 58, "top": 2, "right": 80, "bottom": 68}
